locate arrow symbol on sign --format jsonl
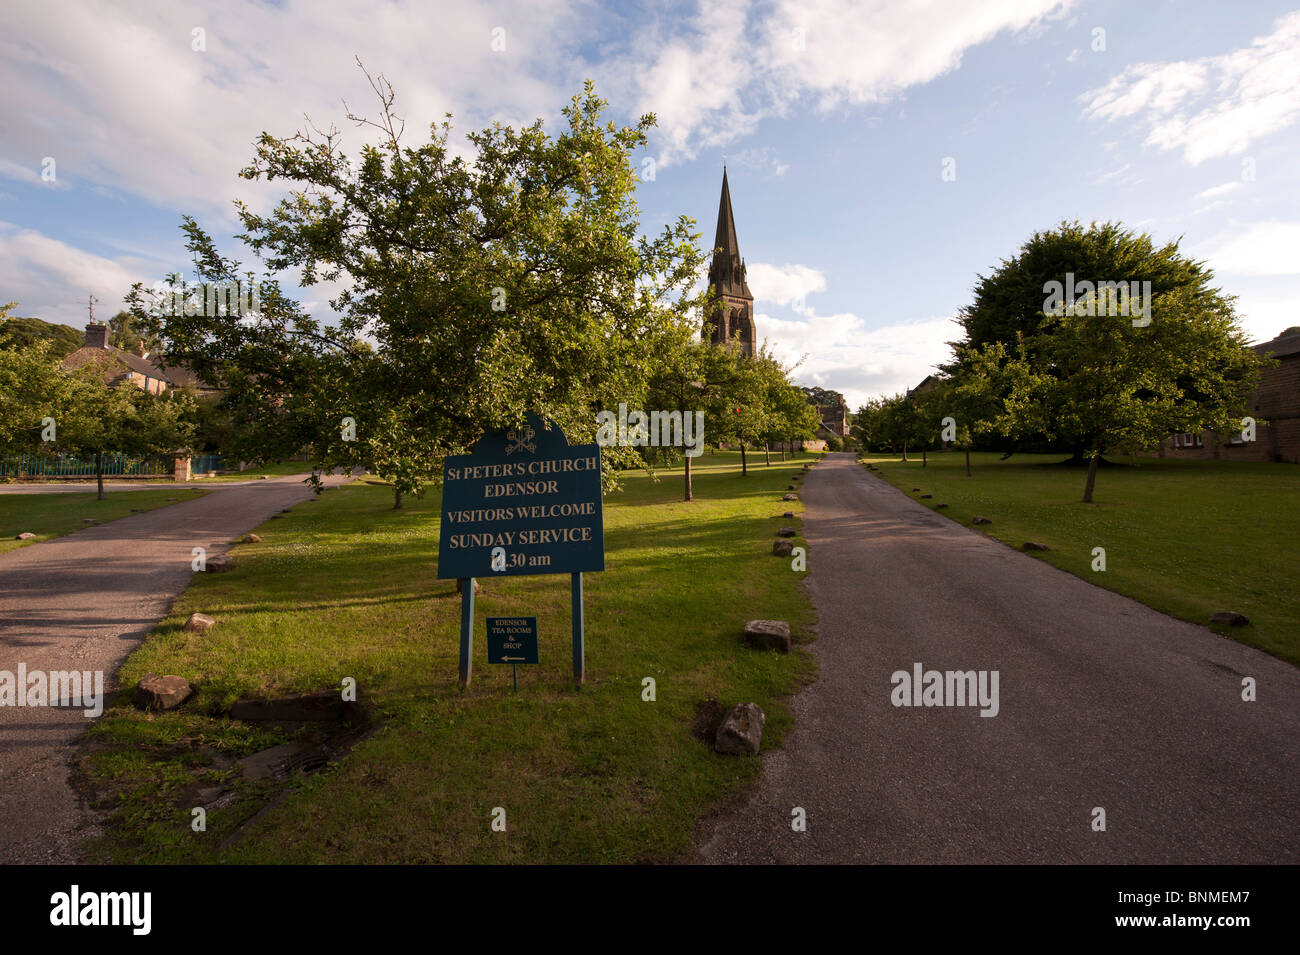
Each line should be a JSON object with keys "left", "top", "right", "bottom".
{"left": 501, "top": 656, "right": 526, "bottom": 662}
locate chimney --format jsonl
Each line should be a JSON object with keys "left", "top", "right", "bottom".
{"left": 84, "top": 322, "right": 109, "bottom": 349}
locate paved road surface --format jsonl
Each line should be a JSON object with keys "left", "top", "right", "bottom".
{"left": 700, "top": 453, "right": 1300, "bottom": 864}
{"left": 0, "top": 473, "right": 346, "bottom": 863}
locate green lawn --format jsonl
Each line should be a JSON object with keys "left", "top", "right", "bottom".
{"left": 0, "top": 487, "right": 208, "bottom": 555}
{"left": 189, "top": 460, "right": 315, "bottom": 482}
{"left": 861, "top": 451, "right": 1300, "bottom": 665}
{"left": 77, "top": 451, "right": 818, "bottom": 863}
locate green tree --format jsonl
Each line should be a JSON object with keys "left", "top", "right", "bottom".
{"left": 107, "top": 310, "right": 156, "bottom": 356}
{"left": 56, "top": 353, "right": 195, "bottom": 499}
{"left": 644, "top": 334, "right": 730, "bottom": 501}
{"left": 0, "top": 306, "right": 84, "bottom": 359}
{"left": 1001, "top": 288, "right": 1266, "bottom": 502}
{"left": 0, "top": 344, "right": 194, "bottom": 497}
{"left": 712, "top": 345, "right": 767, "bottom": 476}
{"left": 767, "top": 375, "right": 820, "bottom": 461}
{"left": 946, "top": 220, "right": 1243, "bottom": 459}
{"left": 938, "top": 343, "right": 1022, "bottom": 476}
{"left": 131, "top": 72, "right": 706, "bottom": 507}
{"left": 0, "top": 339, "right": 76, "bottom": 457}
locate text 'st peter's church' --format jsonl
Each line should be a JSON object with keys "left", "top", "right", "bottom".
{"left": 706, "top": 169, "right": 756, "bottom": 357}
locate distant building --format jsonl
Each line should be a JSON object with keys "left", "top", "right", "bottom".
{"left": 1156, "top": 329, "right": 1300, "bottom": 463}
{"left": 61, "top": 322, "right": 222, "bottom": 399}
{"left": 705, "top": 169, "right": 756, "bottom": 357}
{"left": 910, "top": 374, "right": 938, "bottom": 396}
{"left": 62, "top": 322, "right": 172, "bottom": 394}
{"left": 817, "top": 394, "right": 848, "bottom": 440}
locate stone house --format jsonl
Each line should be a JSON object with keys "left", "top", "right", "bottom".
{"left": 1156, "top": 329, "right": 1300, "bottom": 463}
{"left": 61, "top": 322, "right": 173, "bottom": 393}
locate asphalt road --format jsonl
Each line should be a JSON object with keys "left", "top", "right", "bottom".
{"left": 0, "top": 473, "right": 347, "bottom": 863}
{"left": 699, "top": 452, "right": 1300, "bottom": 864}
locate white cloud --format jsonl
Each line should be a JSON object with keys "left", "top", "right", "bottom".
{"left": 761, "top": 309, "right": 958, "bottom": 409}
{"left": 0, "top": 222, "right": 166, "bottom": 326}
{"left": 728, "top": 146, "right": 789, "bottom": 178}
{"left": 747, "top": 263, "right": 826, "bottom": 310}
{"left": 1081, "top": 11, "right": 1300, "bottom": 165}
{"left": 1194, "top": 181, "right": 1243, "bottom": 201}
{"left": 1234, "top": 296, "right": 1300, "bottom": 343}
{"left": 0, "top": 0, "right": 589, "bottom": 218}
{"left": 636, "top": 0, "right": 1074, "bottom": 165}
{"left": 1199, "top": 221, "right": 1300, "bottom": 276}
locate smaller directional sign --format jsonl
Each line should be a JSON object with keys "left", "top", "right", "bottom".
{"left": 486, "top": 617, "right": 539, "bottom": 665}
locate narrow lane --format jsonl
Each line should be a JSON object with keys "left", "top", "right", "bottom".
{"left": 700, "top": 453, "right": 1300, "bottom": 863}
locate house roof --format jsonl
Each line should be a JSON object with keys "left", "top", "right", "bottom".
{"left": 152, "top": 359, "right": 222, "bottom": 393}
{"left": 62, "top": 345, "right": 174, "bottom": 384}
{"left": 1254, "top": 331, "right": 1300, "bottom": 359}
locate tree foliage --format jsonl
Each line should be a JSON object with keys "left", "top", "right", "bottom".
{"left": 130, "top": 71, "right": 707, "bottom": 506}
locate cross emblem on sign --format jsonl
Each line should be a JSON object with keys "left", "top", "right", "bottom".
{"left": 506, "top": 426, "right": 536, "bottom": 455}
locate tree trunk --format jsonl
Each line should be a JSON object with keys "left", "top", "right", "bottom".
{"left": 394, "top": 487, "right": 403, "bottom": 509}
{"left": 965, "top": 448, "right": 972, "bottom": 477}
{"left": 781, "top": 444, "right": 787, "bottom": 462}
{"left": 740, "top": 443, "right": 747, "bottom": 476}
{"left": 764, "top": 443, "right": 771, "bottom": 466}
{"left": 684, "top": 453, "right": 693, "bottom": 501}
{"left": 902, "top": 441, "right": 908, "bottom": 463}
{"left": 96, "top": 451, "right": 104, "bottom": 501}
{"left": 922, "top": 445, "right": 927, "bottom": 467}
{"left": 1082, "top": 450, "right": 1101, "bottom": 503}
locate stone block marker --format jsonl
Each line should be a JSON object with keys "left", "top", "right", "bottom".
{"left": 744, "top": 619, "right": 791, "bottom": 653}
{"left": 1022, "top": 542, "right": 1050, "bottom": 552}
{"left": 185, "top": 612, "right": 216, "bottom": 632}
{"left": 936, "top": 503, "right": 948, "bottom": 509}
{"left": 240, "top": 533, "right": 262, "bottom": 543}
{"left": 15, "top": 532, "right": 36, "bottom": 540}
{"left": 205, "top": 555, "right": 234, "bottom": 573}
{"left": 715, "top": 702, "right": 766, "bottom": 755}
{"left": 777, "top": 527, "right": 796, "bottom": 538}
{"left": 135, "top": 673, "right": 194, "bottom": 711}
{"left": 772, "top": 540, "right": 795, "bottom": 557}
{"left": 782, "top": 493, "right": 797, "bottom": 501}
{"left": 1210, "top": 611, "right": 1250, "bottom": 627}
{"left": 782, "top": 511, "right": 795, "bottom": 518}
{"left": 972, "top": 516, "right": 992, "bottom": 525}
{"left": 921, "top": 494, "right": 932, "bottom": 499}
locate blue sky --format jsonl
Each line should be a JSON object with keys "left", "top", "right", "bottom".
{"left": 3, "top": 0, "right": 1299, "bottom": 409}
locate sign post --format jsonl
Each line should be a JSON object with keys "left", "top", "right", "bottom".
{"left": 571, "top": 572, "right": 584, "bottom": 685}
{"left": 438, "top": 414, "right": 604, "bottom": 689}
{"left": 487, "top": 617, "right": 539, "bottom": 691}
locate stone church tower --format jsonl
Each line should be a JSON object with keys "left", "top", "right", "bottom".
{"left": 706, "top": 169, "right": 756, "bottom": 357}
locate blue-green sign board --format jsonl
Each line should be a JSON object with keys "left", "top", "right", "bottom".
{"left": 487, "top": 617, "right": 539, "bottom": 665}
{"left": 437, "top": 414, "right": 604, "bottom": 580}
{"left": 438, "top": 414, "right": 603, "bottom": 689}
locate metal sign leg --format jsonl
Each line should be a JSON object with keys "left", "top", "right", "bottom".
{"left": 572, "top": 571, "right": 584, "bottom": 687}
{"left": 459, "top": 577, "right": 475, "bottom": 689}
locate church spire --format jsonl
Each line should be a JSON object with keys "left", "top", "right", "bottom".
{"left": 706, "top": 169, "right": 755, "bottom": 356}
{"left": 714, "top": 167, "right": 741, "bottom": 262}
{"left": 710, "top": 168, "right": 751, "bottom": 299}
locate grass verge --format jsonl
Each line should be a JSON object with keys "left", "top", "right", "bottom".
{"left": 77, "top": 450, "right": 818, "bottom": 863}
{"left": 189, "top": 461, "right": 316, "bottom": 482}
{"left": 861, "top": 451, "right": 1300, "bottom": 665}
